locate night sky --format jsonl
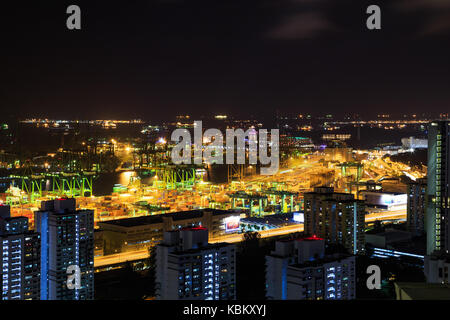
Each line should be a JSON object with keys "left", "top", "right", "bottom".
{"left": 1, "top": 0, "right": 450, "bottom": 120}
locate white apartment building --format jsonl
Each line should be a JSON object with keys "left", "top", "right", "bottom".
{"left": 156, "top": 227, "right": 236, "bottom": 300}
{"left": 266, "top": 235, "right": 356, "bottom": 300}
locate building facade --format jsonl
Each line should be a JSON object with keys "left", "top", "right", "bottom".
{"left": 424, "top": 254, "right": 450, "bottom": 284}
{"left": 99, "top": 209, "right": 240, "bottom": 254}
{"left": 304, "top": 187, "right": 365, "bottom": 254}
{"left": 360, "top": 191, "right": 407, "bottom": 210}
{"left": 35, "top": 198, "right": 94, "bottom": 300}
{"left": 406, "top": 178, "right": 427, "bottom": 236}
{"left": 156, "top": 227, "right": 236, "bottom": 300}
{"left": 265, "top": 236, "right": 356, "bottom": 300}
{"left": 0, "top": 205, "right": 40, "bottom": 300}
{"left": 286, "top": 256, "right": 356, "bottom": 300}
{"left": 426, "top": 121, "right": 450, "bottom": 255}
{"left": 265, "top": 240, "right": 299, "bottom": 300}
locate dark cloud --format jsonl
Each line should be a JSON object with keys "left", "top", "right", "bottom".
{"left": 267, "top": 12, "right": 334, "bottom": 39}
{"left": 419, "top": 13, "right": 450, "bottom": 35}
{"left": 265, "top": 0, "right": 336, "bottom": 40}
{"left": 289, "top": 0, "right": 328, "bottom": 3}
{"left": 396, "top": 0, "right": 450, "bottom": 10}
{"left": 395, "top": 0, "right": 450, "bottom": 35}
{"left": 1, "top": 0, "right": 450, "bottom": 119}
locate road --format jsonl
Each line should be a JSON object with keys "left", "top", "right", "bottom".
{"left": 94, "top": 209, "right": 406, "bottom": 268}
{"left": 365, "top": 208, "right": 406, "bottom": 222}
{"left": 94, "top": 224, "right": 303, "bottom": 267}
{"left": 209, "top": 224, "right": 304, "bottom": 244}
{"left": 95, "top": 249, "right": 150, "bottom": 268}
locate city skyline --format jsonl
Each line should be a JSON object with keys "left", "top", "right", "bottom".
{"left": 1, "top": 1, "right": 450, "bottom": 305}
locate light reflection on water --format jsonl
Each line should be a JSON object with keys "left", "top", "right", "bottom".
{"left": 118, "top": 171, "right": 134, "bottom": 186}
{"left": 0, "top": 171, "right": 138, "bottom": 197}
{"left": 94, "top": 171, "right": 136, "bottom": 196}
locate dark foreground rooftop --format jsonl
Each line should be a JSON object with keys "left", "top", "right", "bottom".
{"left": 98, "top": 209, "right": 237, "bottom": 228}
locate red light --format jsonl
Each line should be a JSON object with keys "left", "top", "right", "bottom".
{"left": 297, "top": 235, "right": 324, "bottom": 241}
{"left": 181, "top": 226, "right": 207, "bottom": 231}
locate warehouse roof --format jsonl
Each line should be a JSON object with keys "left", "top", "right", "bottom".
{"left": 98, "top": 209, "right": 237, "bottom": 228}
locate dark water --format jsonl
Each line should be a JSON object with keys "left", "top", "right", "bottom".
{"left": 93, "top": 167, "right": 231, "bottom": 195}
{"left": 93, "top": 171, "right": 155, "bottom": 196}
{"left": 0, "top": 169, "right": 214, "bottom": 196}
{"left": 0, "top": 171, "right": 143, "bottom": 196}
{"left": 92, "top": 172, "right": 132, "bottom": 196}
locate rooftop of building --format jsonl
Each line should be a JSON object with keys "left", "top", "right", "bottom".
{"left": 99, "top": 215, "right": 164, "bottom": 227}
{"left": 366, "top": 228, "right": 412, "bottom": 239}
{"left": 360, "top": 190, "right": 406, "bottom": 195}
{"left": 407, "top": 178, "right": 427, "bottom": 185}
{"left": 0, "top": 216, "right": 28, "bottom": 222}
{"left": 98, "top": 209, "right": 237, "bottom": 228}
{"left": 179, "top": 226, "right": 207, "bottom": 231}
{"left": 303, "top": 187, "right": 362, "bottom": 202}
{"left": 276, "top": 234, "right": 323, "bottom": 243}
{"left": 167, "top": 242, "right": 234, "bottom": 255}
{"left": 395, "top": 282, "right": 450, "bottom": 300}
{"left": 306, "top": 197, "right": 364, "bottom": 204}
{"left": 37, "top": 198, "right": 94, "bottom": 215}
{"left": 241, "top": 212, "right": 298, "bottom": 226}
{"left": 296, "top": 235, "right": 324, "bottom": 241}
{"left": 36, "top": 207, "right": 93, "bottom": 215}
{"left": 288, "top": 253, "right": 354, "bottom": 269}
{"left": 304, "top": 190, "right": 351, "bottom": 197}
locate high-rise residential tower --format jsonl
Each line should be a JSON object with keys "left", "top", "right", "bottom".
{"left": 424, "top": 121, "right": 450, "bottom": 284}
{"left": 407, "top": 178, "right": 427, "bottom": 236}
{"left": 265, "top": 236, "right": 356, "bottom": 300}
{"left": 35, "top": 198, "right": 94, "bottom": 300}
{"left": 156, "top": 227, "right": 236, "bottom": 300}
{"left": 0, "top": 205, "right": 40, "bottom": 300}
{"left": 426, "top": 121, "right": 450, "bottom": 255}
{"left": 303, "top": 187, "right": 365, "bottom": 255}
